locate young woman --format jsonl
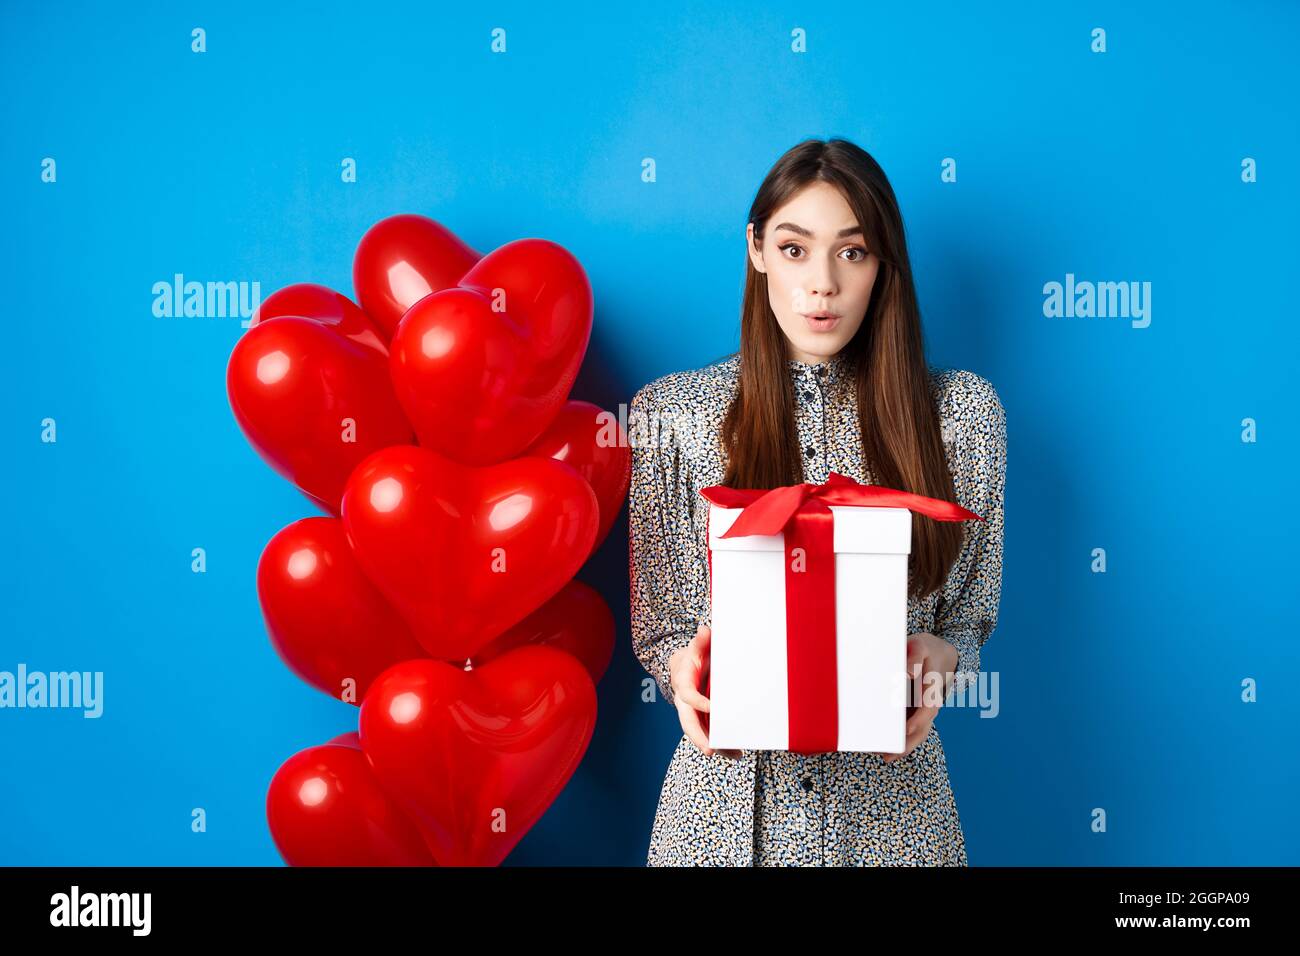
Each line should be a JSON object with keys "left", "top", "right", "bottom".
{"left": 627, "top": 138, "right": 1007, "bottom": 866}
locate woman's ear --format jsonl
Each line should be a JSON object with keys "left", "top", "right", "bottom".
{"left": 746, "top": 222, "right": 766, "bottom": 275}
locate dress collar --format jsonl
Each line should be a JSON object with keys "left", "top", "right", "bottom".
{"left": 785, "top": 349, "right": 854, "bottom": 390}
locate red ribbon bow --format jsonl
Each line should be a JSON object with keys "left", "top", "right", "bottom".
{"left": 699, "top": 472, "right": 981, "bottom": 753}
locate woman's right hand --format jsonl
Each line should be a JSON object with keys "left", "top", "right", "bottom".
{"left": 668, "top": 624, "right": 743, "bottom": 759}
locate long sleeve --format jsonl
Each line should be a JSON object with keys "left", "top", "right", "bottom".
{"left": 627, "top": 382, "right": 704, "bottom": 709}
{"left": 934, "top": 372, "right": 1007, "bottom": 689}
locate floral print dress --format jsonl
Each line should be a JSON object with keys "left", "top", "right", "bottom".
{"left": 627, "top": 349, "right": 1007, "bottom": 866}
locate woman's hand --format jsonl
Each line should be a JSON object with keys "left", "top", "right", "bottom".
{"left": 880, "top": 631, "right": 958, "bottom": 763}
{"left": 668, "top": 624, "right": 743, "bottom": 760}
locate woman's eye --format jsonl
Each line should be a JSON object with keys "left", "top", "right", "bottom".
{"left": 778, "top": 243, "right": 868, "bottom": 261}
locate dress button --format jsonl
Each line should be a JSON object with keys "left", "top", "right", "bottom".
{"left": 804, "top": 444, "right": 816, "bottom": 459}
{"left": 801, "top": 776, "right": 815, "bottom": 791}
{"left": 802, "top": 389, "right": 815, "bottom": 401}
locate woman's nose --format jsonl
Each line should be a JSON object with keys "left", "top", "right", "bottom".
{"left": 804, "top": 269, "right": 837, "bottom": 298}
{"left": 803, "top": 281, "right": 836, "bottom": 302}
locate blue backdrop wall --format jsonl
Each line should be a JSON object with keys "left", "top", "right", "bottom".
{"left": 2, "top": 0, "right": 1296, "bottom": 865}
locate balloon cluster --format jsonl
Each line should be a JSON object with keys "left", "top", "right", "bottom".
{"left": 226, "top": 215, "right": 630, "bottom": 866}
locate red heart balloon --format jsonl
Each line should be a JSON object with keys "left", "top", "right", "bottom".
{"left": 227, "top": 316, "right": 415, "bottom": 514}
{"left": 358, "top": 648, "right": 597, "bottom": 867}
{"left": 388, "top": 238, "right": 593, "bottom": 465}
{"left": 353, "top": 214, "right": 480, "bottom": 340}
{"left": 250, "top": 282, "right": 388, "bottom": 355}
{"left": 475, "top": 579, "right": 615, "bottom": 685}
{"left": 266, "top": 738, "right": 435, "bottom": 866}
{"left": 523, "top": 400, "right": 631, "bottom": 556}
{"left": 340, "top": 445, "right": 599, "bottom": 661}
{"left": 257, "top": 517, "right": 428, "bottom": 703}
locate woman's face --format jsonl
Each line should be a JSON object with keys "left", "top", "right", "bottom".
{"left": 747, "top": 180, "right": 880, "bottom": 365}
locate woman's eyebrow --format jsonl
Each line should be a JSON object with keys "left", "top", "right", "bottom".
{"left": 772, "top": 222, "right": 864, "bottom": 238}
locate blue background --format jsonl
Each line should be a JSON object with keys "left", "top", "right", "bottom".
{"left": 2, "top": 0, "right": 1296, "bottom": 865}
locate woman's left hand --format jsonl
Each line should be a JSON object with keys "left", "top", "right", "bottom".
{"left": 880, "top": 631, "right": 958, "bottom": 763}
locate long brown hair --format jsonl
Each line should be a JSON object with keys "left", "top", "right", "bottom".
{"left": 720, "top": 137, "right": 964, "bottom": 600}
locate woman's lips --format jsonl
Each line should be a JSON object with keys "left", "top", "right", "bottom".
{"left": 802, "top": 312, "right": 840, "bottom": 332}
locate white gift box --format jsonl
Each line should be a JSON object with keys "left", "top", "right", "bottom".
{"left": 704, "top": 502, "right": 912, "bottom": 754}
